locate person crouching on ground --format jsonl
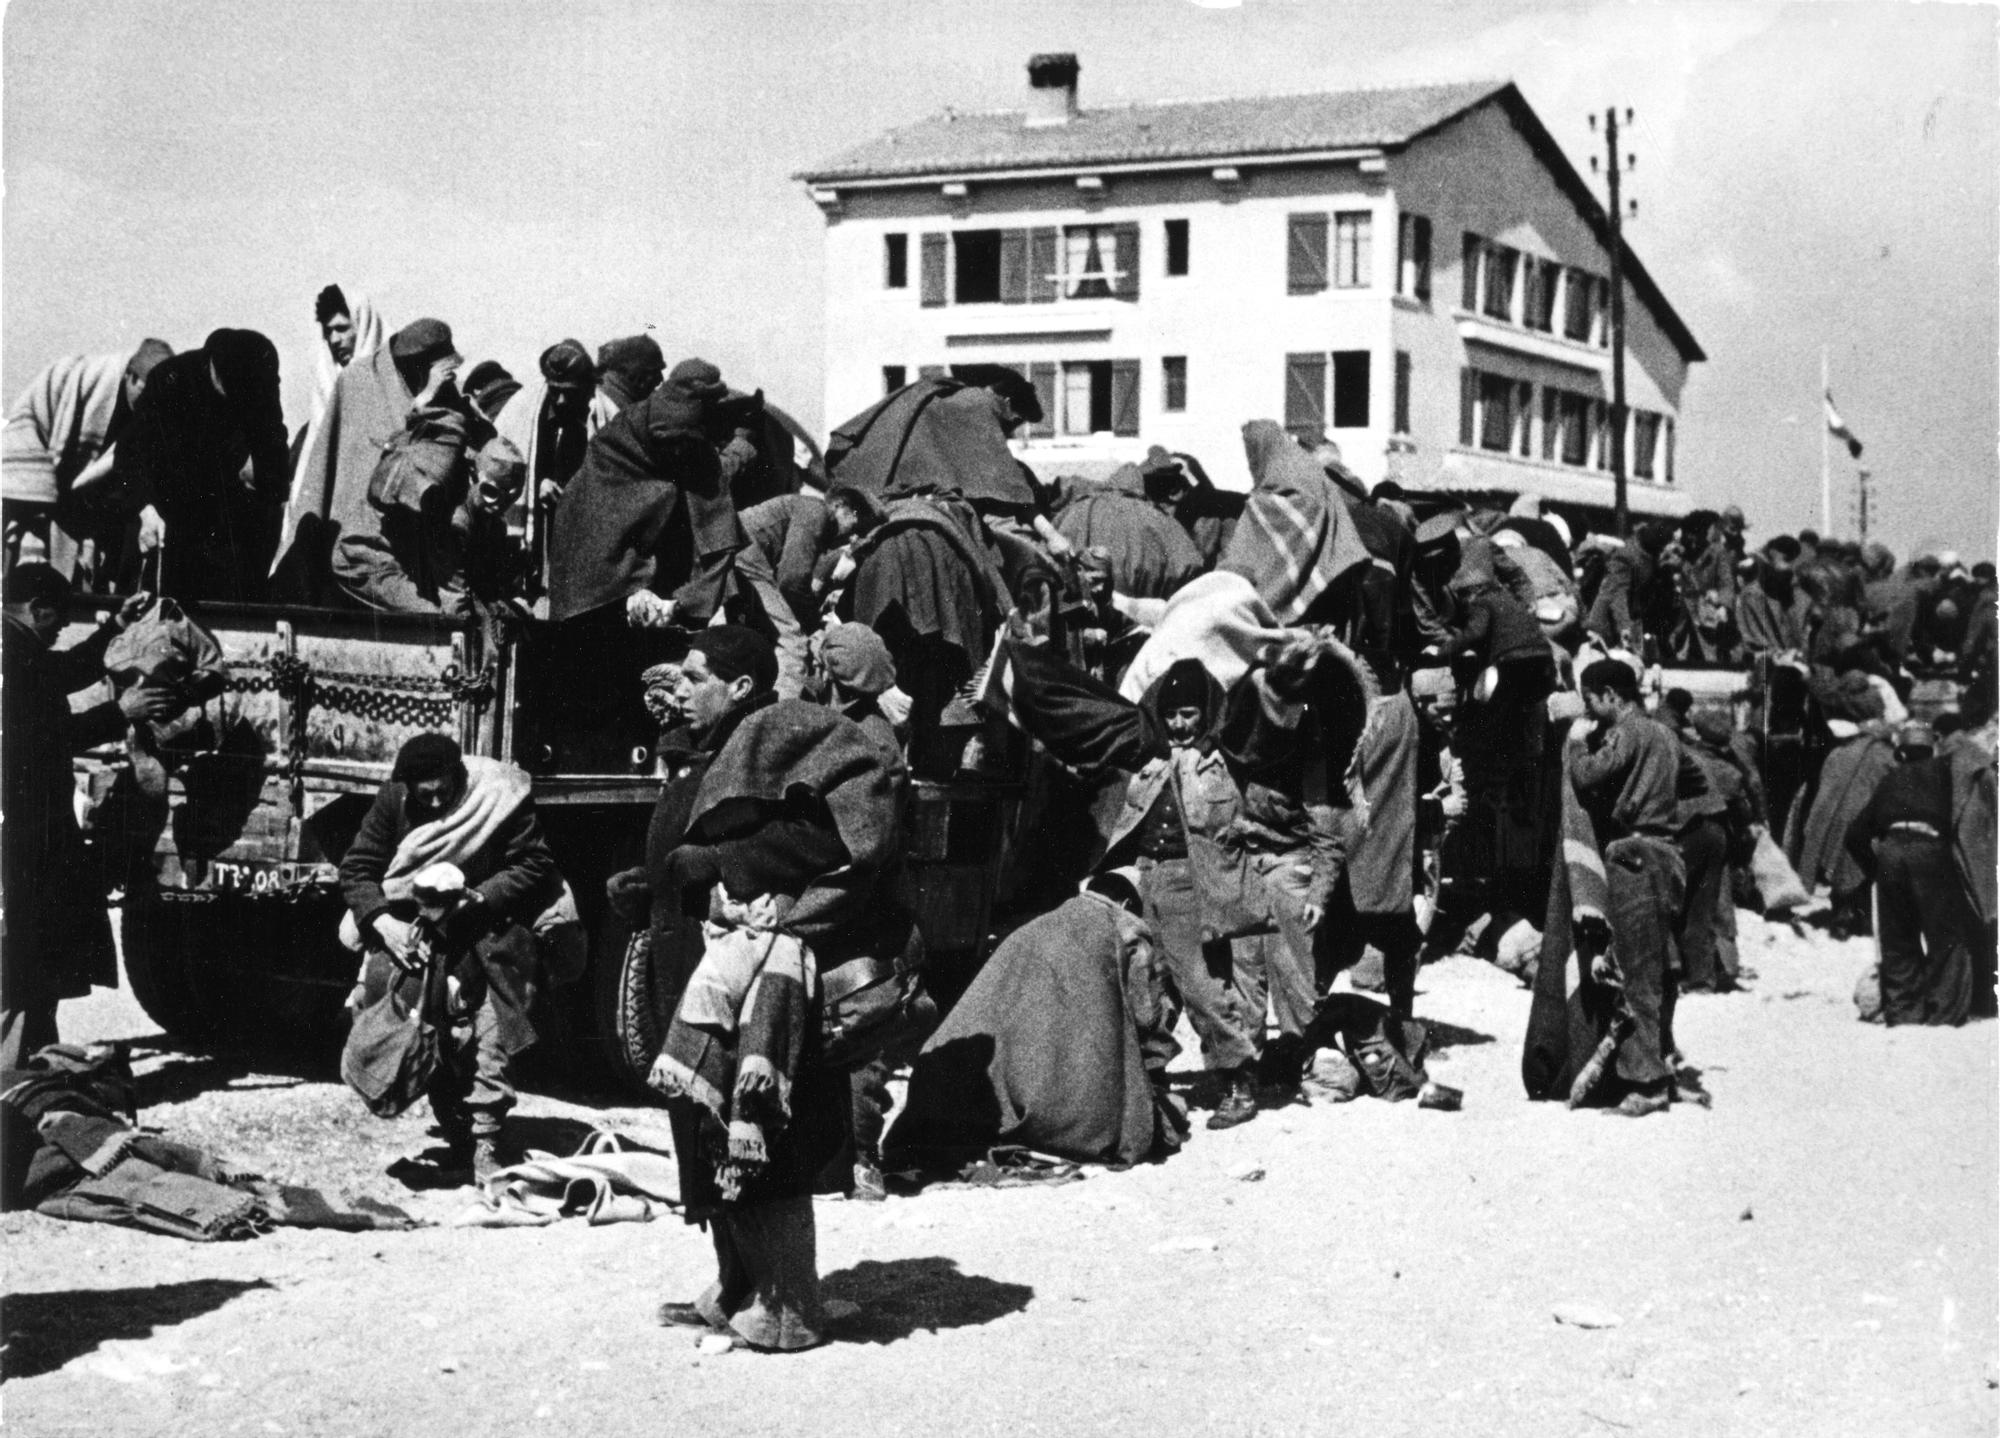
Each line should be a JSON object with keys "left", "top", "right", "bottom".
{"left": 339, "top": 733, "right": 561, "bottom": 1180}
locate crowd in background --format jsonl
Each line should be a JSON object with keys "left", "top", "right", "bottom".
{"left": 2, "top": 285, "right": 1994, "bottom": 1352}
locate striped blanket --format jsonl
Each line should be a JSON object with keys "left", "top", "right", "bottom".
{"left": 1521, "top": 733, "right": 1614, "bottom": 1101}
{"left": 1219, "top": 421, "right": 1369, "bottom": 624}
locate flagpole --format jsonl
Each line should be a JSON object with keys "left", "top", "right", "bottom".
{"left": 1821, "top": 346, "right": 1831, "bottom": 535}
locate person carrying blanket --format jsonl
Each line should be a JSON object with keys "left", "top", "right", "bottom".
{"left": 1522, "top": 659, "right": 1689, "bottom": 1117}
{"left": 1220, "top": 420, "right": 1369, "bottom": 626}
{"left": 648, "top": 692, "right": 907, "bottom": 1353}
{"left": 338, "top": 735, "right": 568, "bottom": 1179}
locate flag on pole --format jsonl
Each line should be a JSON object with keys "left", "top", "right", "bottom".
{"left": 1824, "top": 390, "right": 1864, "bottom": 459}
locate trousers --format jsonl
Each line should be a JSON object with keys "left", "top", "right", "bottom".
{"left": 1138, "top": 856, "right": 1261, "bottom": 1072}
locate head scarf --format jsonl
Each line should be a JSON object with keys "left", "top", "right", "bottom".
{"left": 819, "top": 622, "right": 896, "bottom": 697}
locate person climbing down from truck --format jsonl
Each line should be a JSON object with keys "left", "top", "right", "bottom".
{"left": 339, "top": 733, "right": 564, "bottom": 1182}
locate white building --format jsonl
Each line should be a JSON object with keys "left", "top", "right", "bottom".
{"left": 797, "top": 56, "right": 1703, "bottom": 527}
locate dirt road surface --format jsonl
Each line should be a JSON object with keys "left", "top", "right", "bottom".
{"left": 5, "top": 910, "right": 1994, "bottom": 1438}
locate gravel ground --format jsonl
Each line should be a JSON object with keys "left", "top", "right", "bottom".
{"left": 4, "top": 908, "right": 1995, "bottom": 1438}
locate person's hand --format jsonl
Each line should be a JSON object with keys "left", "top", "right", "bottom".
{"left": 878, "top": 685, "right": 913, "bottom": 730}
{"left": 117, "top": 684, "right": 177, "bottom": 722}
{"left": 626, "top": 590, "right": 676, "bottom": 629}
{"left": 372, "top": 915, "right": 419, "bottom": 971}
{"left": 136, "top": 505, "right": 166, "bottom": 555}
{"left": 646, "top": 1052, "right": 677, "bottom": 1094}
{"left": 1300, "top": 902, "right": 1324, "bottom": 931}
{"left": 114, "top": 591, "right": 157, "bottom": 631}
{"left": 537, "top": 478, "right": 563, "bottom": 511}
{"left": 1041, "top": 527, "right": 1077, "bottom": 561}
{"left": 414, "top": 354, "right": 460, "bottom": 409}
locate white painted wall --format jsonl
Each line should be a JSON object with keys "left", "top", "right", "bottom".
{"left": 813, "top": 97, "right": 1694, "bottom": 518}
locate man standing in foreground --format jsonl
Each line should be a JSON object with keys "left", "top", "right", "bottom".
{"left": 2, "top": 564, "right": 172, "bottom": 1065}
{"left": 1569, "top": 658, "right": 1690, "bottom": 1117}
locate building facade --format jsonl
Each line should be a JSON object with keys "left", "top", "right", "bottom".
{"left": 799, "top": 60, "right": 1703, "bottom": 524}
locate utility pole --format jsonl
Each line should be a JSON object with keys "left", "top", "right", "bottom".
{"left": 1591, "top": 108, "right": 1637, "bottom": 537}
{"left": 1857, "top": 467, "right": 1871, "bottom": 544}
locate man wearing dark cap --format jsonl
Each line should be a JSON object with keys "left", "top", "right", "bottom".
{"left": 1737, "top": 536, "right": 1813, "bottom": 662}
{"left": 275, "top": 316, "right": 471, "bottom": 602}
{"left": 597, "top": 334, "right": 666, "bottom": 412}
{"left": 4, "top": 340, "right": 175, "bottom": 584}
{"left": 3, "top": 565, "right": 173, "bottom": 1064}
{"left": 495, "top": 340, "right": 608, "bottom": 514}
{"left": 1845, "top": 720, "right": 1986, "bottom": 1025}
{"left": 1586, "top": 520, "right": 1672, "bottom": 655}
{"left": 339, "top": 731, "right": 561, "bottom": 1179}
{"left": 461, "top": 361, "right": 522, "bottom": 423}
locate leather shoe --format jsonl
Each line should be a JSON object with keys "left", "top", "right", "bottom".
{"left": 1205, "top": 1074, "right": 1259, "bottom": 1130}
{"left": 656, "top": 1301, "right": 720, "bottom": 1330}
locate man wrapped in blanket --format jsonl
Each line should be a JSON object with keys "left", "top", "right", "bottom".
{"left": 647, "top": 676, "right": 909, "bottom": 1352}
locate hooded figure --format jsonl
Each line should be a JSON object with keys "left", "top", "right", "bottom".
{"left": 546, "top": 359, "right": 742, "bottom": 624}
{"left": 597, "top": 334, "right": 666, "bottom": 412}
{"left": 109, "top": 329, "right": 289, "bottom": 600}
{"left": 1221, "top": 421, "right": 1368, "bottom": 624}
{"left": 825, "top": 376, "right": 1037, "bottom": 512}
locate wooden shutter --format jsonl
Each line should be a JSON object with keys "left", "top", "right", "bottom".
{"left": 1516, "top": 381, "right": 1534, "bottom": 456}
{"left": 1028, "top": 362, "right": 1057, "bottom": 437}
{"left": 1111, "top": 223, "right": 1141, "bottom": 300}
{"left": 1664, "top": 416, "right": 1676, "bottom": 484}
{"left": 1288, "top": 214, "right": 1328, "bottom": 294}
{"left": 1110, "top": 359, "right": 1142, "bottom": 436}
{"left": 999, "top": 229, "right": 1030, "bottom": 304}
{"left": 1462, "top": 233, "right": 1482, "bottom": 309}
{"left": 1028, "top": 228, "right": 1059, "bottom": 304}
{"left": 1413, "top": 216, "right": 1432, "bottom": 301}
{"left": 919, "top": 233, "right": 947, "bottom": 308}
{"left": 1541, "top": 387, "right": 1559, "bottom": 460}
{"left": 1285, "top": 352, "right": 1327, "bottom": 438}
{"left": 1460, "top": 368, "right": 1477, "bottom": 447}
{"left": 1394, "top": 351, "right": 1412, "bottom": 435}
{"left": 1331, "top": 350, "right": 1371, "bottom": 429}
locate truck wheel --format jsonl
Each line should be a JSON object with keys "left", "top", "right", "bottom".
{"left": 121, "top": 885, "right": 233, "bottom": 1045}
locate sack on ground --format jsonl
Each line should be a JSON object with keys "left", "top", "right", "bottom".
{"left": 819, "top": 924, "right": 937, "bottom": 1072}
{"left": 340, "top": 964, "right": 445, "bottom": 1118}
{"left": 1750, "top": 825, "right": 1810, "bottom": 913}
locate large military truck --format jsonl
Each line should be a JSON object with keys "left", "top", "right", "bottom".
{"left": 67, "top": 600, "right": 1016, "bottom": 1090}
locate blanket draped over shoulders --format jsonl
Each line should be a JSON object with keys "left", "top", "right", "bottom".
{"left": 826, "top": 379, "right": 1036, "bottom": 510}
{"left": 273, "top": 345, "right": 412, "bottom": 597}
{"left": 1221, "top": 420, "right": 1368, "bottom": 624}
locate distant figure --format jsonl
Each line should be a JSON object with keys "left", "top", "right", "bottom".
{"left": 597, "top": 334, "right": 666, "bottom": 413}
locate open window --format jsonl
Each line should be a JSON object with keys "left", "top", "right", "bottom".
{"left": 953, "top": 230, "right": 1003, "bottom": 304}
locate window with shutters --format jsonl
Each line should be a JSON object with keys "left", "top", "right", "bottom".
{"left": 1483, "top": 244, "right": 1517, "bottom": 322}
{"left": 1056, "top": 360, "right": 1136, "bottom": 434}
{"left": 1633, "top": 410, "right": 1661, "bottom": 480}
{"left": 920, "top": 233, "right": 947, "bottom": 308}
{"left": 1462, "top": 232, "right": 1483, "bottom": 310}
{"left": 1288, "top": 214, "right": 1329, "bottom": 294}
{"left": 884, "top": 234, "right": 908, "bottom": 289}
{"left": 952, "top": 230, "right": 1003, "bottom": 304}
{"left": 1027, "top": 362, "right": 1057, "bottom": 438}
{"left": 1333, "top": 212, "right": 1371, "bottom": 288}
{"left": 1284, "top": 352, "right": 1327, "bottom": 439}
{"left": 1478, "top": 372, "right": 1514, "bottom": 452}
{"left": 1563, "top": 269, "right": 1594, "bottom": 341}
{"left": 1460, "top": 368, "right": 1477, "bottom": 447}
{"left": 1664, "top": 417, "right": 1676, "bottom": 484}
{"left": 1061, "top": 224, "right": 1134, "bottom": 300}
{"left": 1398, "top": 214, "right": 1432, "bottom": 301}
{"left": 1162, "top": 355, "right": 1187, "bottom": 412}
{"left": 1561, "top": 392, "right": 1591, "bottom": 466}
{"left": 1524, "top": 258, "right": 1560, "bottom": 332}
{"left": 1393, "top": 352, "right": 1412, "bottom": 435}
{"left": 1331, "top": 351, "right": 1370, "bottom": 428}
{"left": 882, "top": 365, "right": 906, "bottom": 395}
{"left": 1165, "top": 219, "right": 1190, "bottom": 277}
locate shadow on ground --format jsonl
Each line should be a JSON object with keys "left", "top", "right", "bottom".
{"left": 821, "top": 1257, "right": 1033, "bottom": 1344}
{"left": 1423, "top": 1018, "right": 1496, "bottom": 1050}
{"left": 2, "top": 1278, "right": 274, "bottom": 1381}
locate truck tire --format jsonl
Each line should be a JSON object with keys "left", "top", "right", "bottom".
{"left": 121, "top": 885, "right": 236, "bottom": 1045}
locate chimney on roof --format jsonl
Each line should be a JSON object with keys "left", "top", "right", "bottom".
{"left": 1026, "top": 52, "right": 1080, "bottom": 127}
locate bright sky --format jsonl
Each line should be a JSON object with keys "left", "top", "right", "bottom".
{"left": 5, "top": 0, "right": 1994, "bottom": 561}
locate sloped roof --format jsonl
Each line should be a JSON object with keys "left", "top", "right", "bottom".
{"left": 798, "top": 79, "right": 1701, "bottom": 365}
{"left": 797, "top": 80, "right": 1505, "bottom": 183}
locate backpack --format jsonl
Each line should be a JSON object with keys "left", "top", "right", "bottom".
{"left": 817, "top": 918, "right": 937, "bottom": 1072}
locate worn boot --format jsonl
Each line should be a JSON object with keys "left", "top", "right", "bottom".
{"left": 1205, "top": 1067, "right": 1259, "bottom": 1130}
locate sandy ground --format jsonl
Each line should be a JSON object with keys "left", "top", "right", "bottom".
{"left": 4, "top": 908, "right": 1995, "bottom": 1438}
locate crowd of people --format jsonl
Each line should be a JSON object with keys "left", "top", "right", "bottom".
{"left": 2, "top": 284, "right": 1995, "bottom": 1353}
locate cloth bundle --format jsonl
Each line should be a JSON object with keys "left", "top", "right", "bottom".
{"left": 452, "top": 1129, "right": 679, "bottom": 1228}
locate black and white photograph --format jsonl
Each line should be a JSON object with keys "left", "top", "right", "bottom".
{"left": 1, "top": 1, "right": 1995, "bottom": 1432}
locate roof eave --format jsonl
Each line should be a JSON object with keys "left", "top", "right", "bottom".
{"left": 795, "top": 144, "right": 1388, "bottom": 188}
